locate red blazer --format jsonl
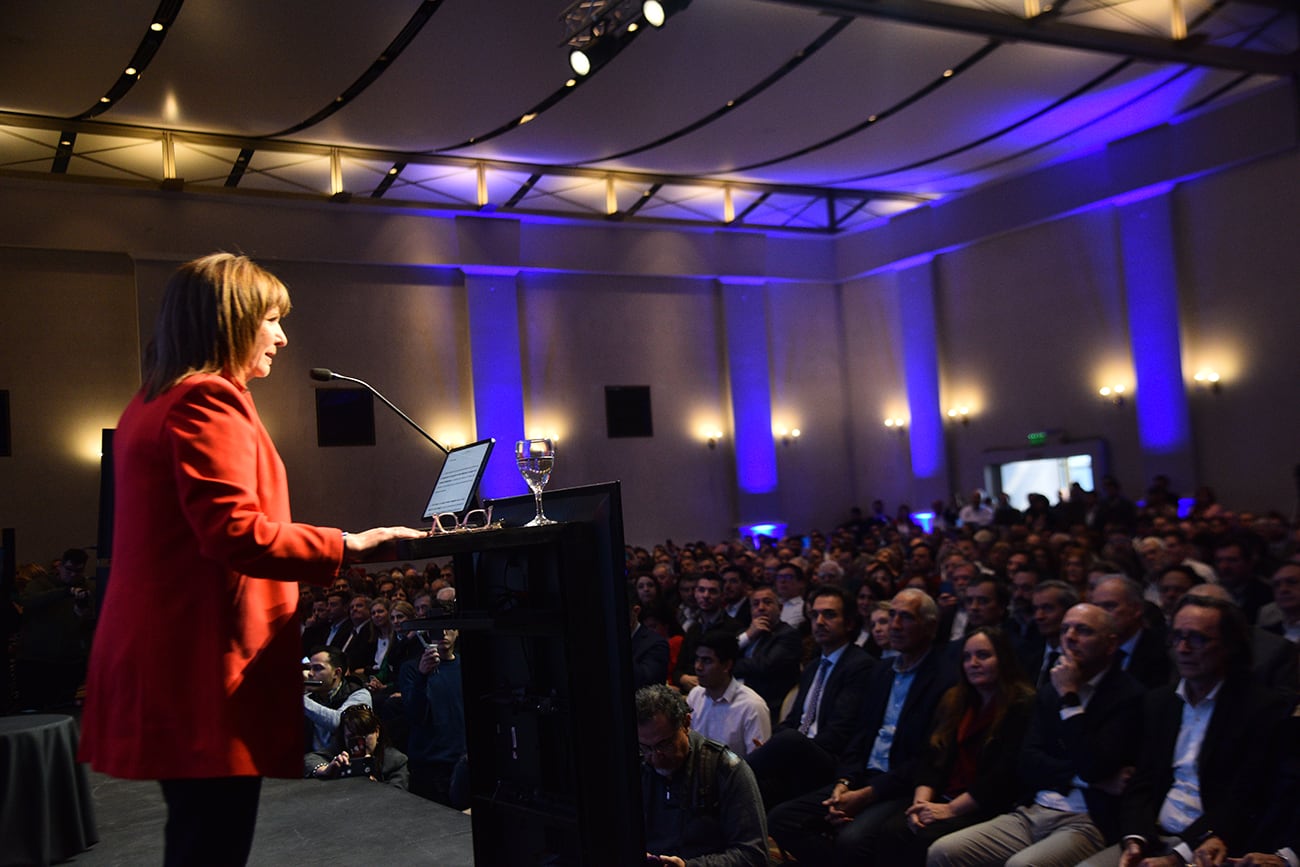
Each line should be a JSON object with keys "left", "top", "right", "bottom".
{"left": 79, "top": 374, "right": 344, "bottom": 779}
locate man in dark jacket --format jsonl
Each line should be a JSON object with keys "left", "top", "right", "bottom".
{"left": 767, "top": 588, "right": 953, "bottom": 865}
{"left": 929, "top": 603, "right": 1146, "bottom": 866}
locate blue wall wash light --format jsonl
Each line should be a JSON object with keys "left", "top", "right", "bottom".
{"left": 912, "top": 511, "right": 936, "bottom": 534}
{"left": 741, "top": 522, "right": 787, "bottom": 543}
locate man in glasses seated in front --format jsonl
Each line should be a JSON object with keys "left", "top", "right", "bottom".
{"left": 636, "top": 684, "right": 768, "bottom": 866}
{"left": 1078, "top": 594, "right": 1292, "bottom": 867}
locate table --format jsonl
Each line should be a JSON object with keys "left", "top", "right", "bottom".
{"left": 0, "top": 714, "right": 97, "bottom": 866}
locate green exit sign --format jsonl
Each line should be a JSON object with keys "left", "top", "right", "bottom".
{"left": 1027, "top": 431, "right": 1048, "bottom": 446}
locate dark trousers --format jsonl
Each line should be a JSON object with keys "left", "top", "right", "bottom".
{"left": 160, "top": 776, "right": 262, "bottom": 867}
{"left": 745, "top": 728, "right": 838, "bottom": 811}
{"left": 767, "top": 781, "right": 905, "bottom": 867}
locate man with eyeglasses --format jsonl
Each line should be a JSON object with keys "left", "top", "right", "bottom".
{"left": 635, "top": 684, "right": 768, "bottom": 866}
{"left": 1078, "top": 595, "right": 1292, "bottom": 867}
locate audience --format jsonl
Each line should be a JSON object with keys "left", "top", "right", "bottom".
{"left": 15, "top": 479, "right": 1300, "bottom": 857}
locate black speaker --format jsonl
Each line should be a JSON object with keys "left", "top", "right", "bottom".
{"left": 315, "top": 387, "right": 376, "bottom": 447}
{"left": 604, "top": 385, "right": 652, "bottom": 438}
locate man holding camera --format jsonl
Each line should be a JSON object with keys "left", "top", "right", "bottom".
{"left": 303, "top": 645, "right": 371, "bottom": 755}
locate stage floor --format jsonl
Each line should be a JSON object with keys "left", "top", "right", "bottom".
{"left": 64, "top": 770, "right": 475, "bottom": 866}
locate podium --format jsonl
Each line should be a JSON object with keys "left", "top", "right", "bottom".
{"left": 392, "top": 483, "right": 642, "bottom": 865}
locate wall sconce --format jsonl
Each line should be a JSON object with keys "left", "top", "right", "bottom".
{"left": 946, "top": 406, "right": 971, "bottom": 426}
{"left": 775, "top": 426, "right": 801, "bottom": 447}
{"left": 1193, "top": 370, "right": 1222, "bottom": 393}
{"left": 700, "top": 428, "right": 723, "bottom": 450}
{"left": 1098, "top": 384, "right": 1127, "bottom": 407}
{"left": 883, "top": 416, "right": 907, "bottom": 433}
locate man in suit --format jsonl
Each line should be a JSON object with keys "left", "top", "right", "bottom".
{"left": 1079, "top": 594, "right": 1293, "bottom": 867}
{"left": 767, "top": 588, "right": 954, "bottom": 866}
{"left": 1091, "top": 576, "right": 1170, "bottom": 689}
{"left": 745, "top": 585, "right": 874, "bottom": 810}
{"left": 733, "top": 584, "right": 802, "bottom": 724}
{"left": 720, "top": 564, "right": 753, "bottom": 629}
{"left": 338, "top": 593, "right": 377, "bottom": 673}
{"left": 929, "top": 602, "right": 1146, "bottom": 866}
{"left": 672, "top": 572, "right": 740, "bottom": 693}
{"left": 1017, "top": 580, "right": 1079, "bottom": 689}
{"left": 1190, "top": 582, "right": 1297, "bottom": 696}
{"left": 629, "top": 589, "right": 669, "bottom": 691}
{"left": 301, "top": 588, "right": 349, "bottom": 655}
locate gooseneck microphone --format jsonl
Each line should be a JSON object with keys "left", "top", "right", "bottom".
{"left": 309, "top": 367, "right": 448, "bottom": 454}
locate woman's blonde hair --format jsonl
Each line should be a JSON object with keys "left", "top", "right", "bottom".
{"left": 142, "top": 253, "right": 291, "bottom": 400}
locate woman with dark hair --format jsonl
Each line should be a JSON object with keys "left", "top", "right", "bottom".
{"left": 873, "top": 626, "right": 1036, "bottom": 866}
{"left": 306, "top": 704, "right": 409, "bottom": 789}
{"left": 78, "top": 253, "right": 423, "bottom": 866}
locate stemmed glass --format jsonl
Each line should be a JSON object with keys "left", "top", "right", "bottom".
{"left": 515, "top": 438, "right": 556, "bottom": 527}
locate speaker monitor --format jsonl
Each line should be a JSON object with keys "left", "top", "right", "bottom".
{"left": 604, "top": 386, "right": 652, "bottom": 438}
{"left": 315, "top": 387, "right": 376, "bottom": 447}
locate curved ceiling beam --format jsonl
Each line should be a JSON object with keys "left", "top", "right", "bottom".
{"left": 72, "top": 0, "right": 185, "bottom": 120}
{"left": 262, "top": 0, "right": 448, "bottom": 139}
{"left": 570, "top": 16, "right": 854, "bottom": 165}
{"left": 765, "top": 0, "right": 1298, "bottom": 76}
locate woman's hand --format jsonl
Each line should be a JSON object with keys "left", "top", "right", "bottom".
{"left": 905, "top": 799, "right": 955, "bottom": 829}
{"left": 343, "top": 527, "right": 427, "bottom": 560}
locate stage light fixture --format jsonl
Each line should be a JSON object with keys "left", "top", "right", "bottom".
{"left": 643, "top": 0, "right": 691, "bottom": 28}
{"left": 569, "top": 36, "right": 623, "bottom": 76}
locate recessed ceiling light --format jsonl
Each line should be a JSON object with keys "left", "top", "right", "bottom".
{"left": 150, "top": 22, "right": 164, "bottom": 31}
{"left": 100, "top": 97, "right": 111, "bottom": 103}
{"left": 125, "top": 67, "right": 137, "bottom": 76}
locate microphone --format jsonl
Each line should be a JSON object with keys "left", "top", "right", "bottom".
{"left": 309, "top": 367, "right": 448, "bottom": 454}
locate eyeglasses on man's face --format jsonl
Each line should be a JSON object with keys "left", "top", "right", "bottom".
{"left": 1167, "top": 629, "right": 1219, "bottom": 650}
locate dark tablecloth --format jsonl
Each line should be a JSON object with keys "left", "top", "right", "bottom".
{"left": 0, "top": 714, "right": 97, "bottom": 866}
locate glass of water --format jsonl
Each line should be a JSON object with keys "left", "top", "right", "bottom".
{"left": 515, "top": 438, "right": 556, "bottom": 526}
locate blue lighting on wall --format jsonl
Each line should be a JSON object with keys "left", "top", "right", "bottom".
{"left": 465, "top": 273, "right": 528, "bottom": 498}
{"left": 1117, "top": 195, "right": 1190, "bottom": 454}
{"left": 721, "top": 282, "right": 779, "bottom": 494}
{"left": 897, "top": 261, "right": 945, "bottom": 482}
{"left": 911, "top": 511, "right": 935, "bottom": 534}
{"left": 740, "top": 522, "right": 787, "bottom": 543}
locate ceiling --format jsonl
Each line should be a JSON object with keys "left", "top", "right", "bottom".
{"left": 0, "top": 0, "right": 1295, "bottom": 233}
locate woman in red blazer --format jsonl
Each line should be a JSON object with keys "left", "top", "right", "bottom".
{"left": 79, "top": 253, "right": 423, "bottom": 867}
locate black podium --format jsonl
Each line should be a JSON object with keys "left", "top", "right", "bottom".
{"left": 392, "top": 482, "right": 642, "bottom": 865}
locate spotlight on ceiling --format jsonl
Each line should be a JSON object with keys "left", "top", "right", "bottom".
{"left": 643, "top": 0, "right": 691, "bottom": 28}
{"left": 568, "top": 37, "right": 623, "bottom": 76}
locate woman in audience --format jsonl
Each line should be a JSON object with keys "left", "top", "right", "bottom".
{"left": 634, "top": 572, "right": 662, "bottom": 609}
{"left": 306, "top": 704, "right": 409, "bottom": 789}
{"left": 873, "top": 626, "right": 1036, "bottom": 866}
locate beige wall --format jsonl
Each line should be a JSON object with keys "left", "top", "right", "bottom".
{"left": 1, "top": 93, "right": 1297, "bottom": 562}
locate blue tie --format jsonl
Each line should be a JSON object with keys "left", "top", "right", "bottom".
{"left": 800, "top": 658, "right": 832, "bottom": 735}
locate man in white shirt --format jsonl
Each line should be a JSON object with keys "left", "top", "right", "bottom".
{"left": 1079, "top": 595, "right": 1291, "bottom": 867}
{"left": 686, "top": 631, "right": 770, "bottom": 757}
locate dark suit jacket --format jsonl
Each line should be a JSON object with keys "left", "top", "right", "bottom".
{"left": 836, "top": 644, "right": 957, "bottom": 803}
{"left": 1018, "top": 662, "right": 1146, "bottom": 843}
{"left": 777, "top": 642, "right": 874, "bottom": 760}
{"left": 1251, "top": 625, "right": 1298, "bottom": 695}
{"left": 1121, "top": 625, "right": 1172, "bottom": 690}
{"left": 630, "top": 623, "right": 670, "bottom": 691}
{"left": 732, "top": 621, "right": 802, "bottom": 721}
{"left": 338, "top": 621, "right": 377, "bottom": 673}
{"left": 1119, "top": 675, "right": 1292, "bottom": 850}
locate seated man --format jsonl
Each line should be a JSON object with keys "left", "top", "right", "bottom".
{"left": 1080, "top": 595, "right": 1292, "bottom": 867}
{"left": 929, "top": 603, "right": 1145, "bottom": 867}
{"left": 636, "top": 684, "right": 768, "bottom": 866}
{"left": 745, "top": 585, "right": 874, "bottom": 809}
{"left": 732, "top": 584, "right": 802, "bottom": 724}
{"left": 686, "top": 630, "right": 770, "bottom": 757}
{"left": 630, "top": 590, "right": 670, "bottom": 692}
{"left": 303, "top": 645, "right": 372, "bottom": 755}
{"left": 766, "top": 587, "right": 953, "bottom": 867}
